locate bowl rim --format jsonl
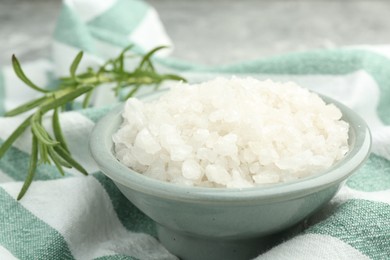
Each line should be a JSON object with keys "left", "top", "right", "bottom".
{"left": 90, "top": 92, "right": 371, "bottom": 203}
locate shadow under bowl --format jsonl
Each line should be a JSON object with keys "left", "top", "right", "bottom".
{"left": 90, "top": 94, "right": 371, "bottom": 260}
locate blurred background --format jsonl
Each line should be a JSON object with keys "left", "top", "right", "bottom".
{"left": 1, "top": 0, "right": 390, "bottom": 67}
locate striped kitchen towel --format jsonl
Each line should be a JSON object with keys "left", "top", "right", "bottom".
{"left": 0, "top": 0, "right": 389, "bottom": 259}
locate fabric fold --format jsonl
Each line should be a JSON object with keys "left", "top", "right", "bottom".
{"left": 0, "top": 0, "right": 389, "bottom": 259}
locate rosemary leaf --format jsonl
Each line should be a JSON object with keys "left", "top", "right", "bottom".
{"left": 53, "top": 107, "right": 70, "bottom": 152}
{"left": 70, "top": 51, "right": 83, "bottom": 80}
{"left": 50, "top": 155, "right": 65, "bottom": 176}
{"left": 38, "top": 140, "right": 50, "bottom": 164}
{"left": 54, "top": 146, "right": 88, "bottom": 175}
{"left": 17, "top": 135, "right": 38, "bottom": 200}
{"left": 5, "top": 96, "right": 47, "bottom": 117}
{"left": 139, "top": 46, "right": 167, "bottom": 69}
{"left": 31, "top": 113, "right": 59, "bottom": 146}
{"left": 82, "top": 90, "right": 94, "bottom": 108}
{"left": 162, "top": 74, "right": 187, "bottom": 82}
{"left": 125, "top": 84, "right": 141, "bottom": 99}
{"left": 48, "top": 147, "right": 66, "bottom": 176}
{"left": 117, "top": 45, "right": 134, "bottom": 72}
{"left": 48, "top": 146, "right": 72, "bottom": 168}
{"left": 12, "top": 55, "right": 49, "bottom": 93}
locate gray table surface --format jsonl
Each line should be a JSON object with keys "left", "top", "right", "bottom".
{"left": 1, "top": 0, "right": 390, "bottom": 67}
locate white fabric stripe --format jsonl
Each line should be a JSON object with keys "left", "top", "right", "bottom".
{"left": 334, "top": 186, "right": 390, "bottom": 205}
{"left": 0, "top": 114, "right": 31, "bottom": 154}
{"left": 371, "top": 126, "right": 390, "bottom": 160}
{"left": 351, "top": 45, "right": 390, "bottom": 59}
{"left": 0, "top": 245, "right": 18, "bottom": 260}
{"left": 1, "top": 177, "right": 177, "bottom": 260}
{"left": 128, "top": 8, "right": 173, "bottom": 56}
{"left": 64, "top": 0, "right": 117, "bottom": 22}
{"left": 256, "top": 233, "right": 370, "bottom": 260}
{"left": 3, "top": 60, "right": 51, "bottom": 111}
{"left": 0, "top": 169, "right": 14, "bottom": 183}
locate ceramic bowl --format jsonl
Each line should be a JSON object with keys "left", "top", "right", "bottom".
{"left": 90, "top": 93, "right": 371, "bottom": 260}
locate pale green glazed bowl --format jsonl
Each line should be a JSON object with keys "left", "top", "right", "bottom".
{"left": 90, "top": 93, "right": 371, "bottom": 260}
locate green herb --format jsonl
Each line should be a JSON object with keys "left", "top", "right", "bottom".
{"left": 0, "top": 45, "right": 186, "bottom": 199}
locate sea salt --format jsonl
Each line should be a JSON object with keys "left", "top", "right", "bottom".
{"left": 113, "top": 77, "right": 350, "bottom": 188}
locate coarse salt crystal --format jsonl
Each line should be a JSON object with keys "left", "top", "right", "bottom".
{"left": 182, "top": 159, "right": 203, "bottom": 180}
{"left": 205, "top": 165, "right": 232, "bottom": 185}
{"left": 113, "top": 77, "right": 349, "bottom": 188}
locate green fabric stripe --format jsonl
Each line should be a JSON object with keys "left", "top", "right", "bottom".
{"left": 53, "top": 4, "right": 95, "bottom": 53}
{"left": 87, "top": 27, "right": 145, "bottom": 53}
{"left": 93, "top": 173, "right": 157, "bottom": 237}
{"left": 88, "top": 27, "right": 131, "bottom": 49}
{"left": 54, "top": 0, "right": 149, "bottom": 54}
{"left": 207, "top": 49, "right": 364, "bottom": 74}
{"left": 347, "top": 154, "right": 390, "bottom": 192}
{"left": 162, "top": 49, "right": 390, "bottom": 124}
{"left": 0, "top": 140, "right": 71, "bottom": 181}
{"left": 307, "top": 199, "right": 390, "bottom": 259}
{"left": 79, "top": 104, "right": 116, "bottom": 123}
{"left": 94, "top": 255, "right": 139, "bottom": 260}
{"left": 0, "top": 71, "right": 5, "bottom": 116}
{"left": 156, "top": 56, "right": 207, "bottom": 72}
{"left": 44, "top": 71, "right": 61, "bottom": 91}
{"left": 87, "top": 0, "right": 148, "bottom": 36}
{"left": 0, "top": 188, "right": 75, "bottom": 259}
{"left": 86, "top": 0, "right": 148, "bottom": 52}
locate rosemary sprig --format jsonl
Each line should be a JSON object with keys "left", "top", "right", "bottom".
{"left": 0, "top": 46, "right": 186, "bottom": 199}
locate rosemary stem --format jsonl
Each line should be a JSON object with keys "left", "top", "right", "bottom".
{"left": 2, "top": 45, "right": 185, "bottom": 200}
